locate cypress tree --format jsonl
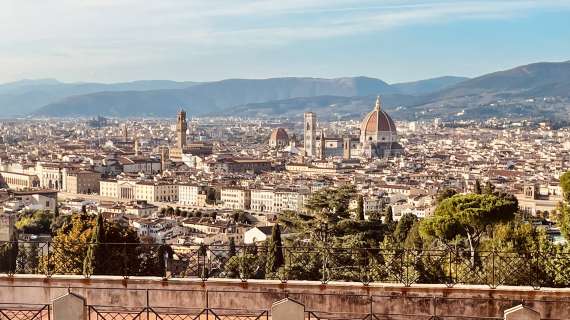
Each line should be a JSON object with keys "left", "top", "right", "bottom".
{"left": 356, "top": 195, "right": 365, "bottom": 221}
{"left": 266, "top": 224, "right": 284, "bottom": 275}
{"left": 228, "top": 237, "right": 236, "bottom": 258}
{"left": 83, "top": 214, "right": 104, "bottom": 276}
{"left": 383, "top": 206, "right": 394, "bottom": 224}
{"left": 474, "top": 180, "right": 482, "bottom": 194}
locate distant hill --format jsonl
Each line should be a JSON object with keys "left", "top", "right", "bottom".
{"left": 0, "top": 80, "right": 197, "bottom": 117}
{"left": 392, "top": 76, "right": 469, "bottom": 95}
{"left": 33, "top": 77, "right": 398, "bottom": 117}
{"left": 4, "top": 60, "right": 570, "bottom": 120}
{"left": 404, "top": 61, "right": 570, "bottom": 119}
{"left": 227, "top": 94, "right": 422, "bottom": 120}
{"left": 428, "top": 61, "right": 570, "bottom": 100}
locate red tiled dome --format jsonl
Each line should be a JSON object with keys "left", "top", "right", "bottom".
{"left": 360, "top": 96, "right": 397, "bottom": 135}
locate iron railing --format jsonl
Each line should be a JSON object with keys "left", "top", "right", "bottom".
{"left": 2, "top": 241, "right": 570, "bottom": 289}
{"left": 0, "top": 303, "right": 50, "bottom": 320}
{"left": 1, "top": 286, "right": 569, "bottom": 320}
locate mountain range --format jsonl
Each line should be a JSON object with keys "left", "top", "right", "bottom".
{"left": 1, "top": 60, "right": 569, "bottom": 120}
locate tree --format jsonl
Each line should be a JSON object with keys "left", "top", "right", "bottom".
{"left": 560, "top": 171, "right": 570, "bottom": 202}
{"left": 356, "top": 195, "right": 365, "bottom": 221}
{"left": 174, "top": 207, "right": 181, "bottom": 217}
{"left": 266, "top": 224, "right": 284, "bottom": 275}
{"left": 383, "top": 206, "right": 393, "bottom": 225}
{"left": 393, "top": 213, "right": 417, "bottom": 244}
{"left": 436, "top": 188, "right": 457, "bottom": 204}
{"left": 0, "top": 240, "right": 18, "bottom": 274}
{"left": 228, "top": 237, "right": 236, "bottom": 258}
{"left": 42, "top": 213, "right": 143, "bottom": 276}
{"left": 206, "top": 188, "right": 217, "bottom": 205}
{"left": 16, "top": 210, "right": 53, "bottom": 235}
{"left": 483, "top": 181, "right": 496, "bottom": 195}
{"left": 474, "top": 180, "right": 482, "bottom": 194}
{"left": 305, "top": 185, "right": 356, "bottom": 225}
{"left": 83, "top": 214, "right": 104, "bottom": 276}
{"left": 420, "top": 194, "right": 517, "bottom": 266}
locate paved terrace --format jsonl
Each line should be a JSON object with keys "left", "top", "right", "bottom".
{"left": 0, "top": 275, "right": 569, "bottom": 319}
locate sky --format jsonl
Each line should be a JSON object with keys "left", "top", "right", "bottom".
{"left": 1, "top": 0, "right": 570, "bottom": 84}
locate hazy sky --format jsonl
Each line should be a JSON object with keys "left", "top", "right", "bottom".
{"left": 2, "top": 0, "right": 570, "bottom": 84}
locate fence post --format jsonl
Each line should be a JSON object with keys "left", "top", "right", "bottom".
{"left": 503, "top": 304, "right": 541, "bottom": 320}
{"left": 271, "top": 298, "right": 304, "bottom": 320}
{"left": 52, "top": 292, "right": 86, "bottom": 320}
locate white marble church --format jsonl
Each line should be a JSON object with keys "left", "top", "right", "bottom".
{"left": 303, "top": 96, "right": 404, "bottom": 159}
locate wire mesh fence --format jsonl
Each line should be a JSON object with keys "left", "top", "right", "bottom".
{"left": 2, "top": 241, "right": 570, "bottom": 289}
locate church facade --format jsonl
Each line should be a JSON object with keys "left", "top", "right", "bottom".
{"left": 303, "top": 96, "right": 403, "bottom": 160}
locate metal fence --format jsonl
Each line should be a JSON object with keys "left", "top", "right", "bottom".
{"left": 2, "top": 241, "right": 570, "bottom": 289}
{"left": 1, "top": 286, "right": 569, "bottom": 320}
{"left": 0, "top": 303, "right": 50, "bottom": 320}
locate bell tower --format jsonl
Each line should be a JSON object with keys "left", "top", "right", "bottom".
{"left": 304, "top": 112, "right": 316, "bottom": 157}
{"left": 176, "top": 109, "right": 188, "bottom": 149}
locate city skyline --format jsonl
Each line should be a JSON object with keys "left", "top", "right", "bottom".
{"left": 2, "top": 0, "right": 570, "bottom": 83}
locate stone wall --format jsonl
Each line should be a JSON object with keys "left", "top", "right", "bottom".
{"left": 0, "top": 275, "right": 569, "bottom": 318}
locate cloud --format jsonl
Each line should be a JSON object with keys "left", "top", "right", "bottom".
{"left": 1, "top": 0, "right": 570, "bottom": 81}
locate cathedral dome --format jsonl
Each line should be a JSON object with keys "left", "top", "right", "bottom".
{"left": 270, "top": 128, "right": 289, "bottom": 141}
{"left": 360, "top": 96, "right": 397, "bottom": 135}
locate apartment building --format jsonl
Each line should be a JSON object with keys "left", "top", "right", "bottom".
{"left": 220, "top": 187, "right": 251, "bottom": 210}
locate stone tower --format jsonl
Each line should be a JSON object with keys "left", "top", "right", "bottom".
{"left": 319, "top": 131, "right": 326, "bottom": 160}
{"left": 304, "top": 112, "right": 316, "bottom": 157}
{"left": 176, "top": 109, "right": 188, "bottom": 149}
{"left": 343, "top": 137, "right": 351, "bottom": 160}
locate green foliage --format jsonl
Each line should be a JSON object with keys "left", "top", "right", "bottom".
{"left": 15, "top": 210, "right": 53, "bottom": 234}
{"left": 40, "top": 213, "right": 160, "bottom": 276}
{"left": 483, "top": 181, "right": 496, "bottom": 195}
{"left": 16, "top": 242, "right": 40, "bottom": 274}
{"left": 420, "top": 194, "right": 517, "bottom": 245}
{"left": 474, "top": 180, "right": 482, "bottom": 194}
{"left": 420, "top": 193, "right": 518, "bottom": 266}
{"left": 558, "top": 202, "right": 570, "bottom": 240}
{"left": 356, "top": 195, "right": 364, "bottom": 221}
{"left": 383, "top": 206, "right": 394, "bottom": 225}
{"left": 0, "top": 240, "right": 18, "bottom": 273}
{"left": 393, "top": 213, "right": 418, "bottom": 244}
{"left": 228, "top": 238, "right": 236, "bottom": 257}
{"left": 266, "top": 224, "right": 284, "bottom": 276}
{"left": 560, "top": 171, "right": 570, "bottom": 202}
{"left": 436, "top": 188, "right": 457, "bottom": 204}
{"left": 305, "top": 185, "right": 356, "bottom": 224}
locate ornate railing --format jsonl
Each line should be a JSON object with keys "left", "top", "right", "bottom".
{"left": 2, "top": 241, "right": 570, "bottom": 289}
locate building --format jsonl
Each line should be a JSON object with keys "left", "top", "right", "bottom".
{"left": 0, "top": 213, "right": 17, "bottom": 241}
{"left": 0, "top": 171, "right": 40, "bottom": 190}
{"left": 65, "top": 171, "right": 101, "bottom": 194}
{"left": 176, "top": 109, "right": 188, "bottom": 149}
{"left": 178, "top": 184, "right": 206, "bottom": 207}
{"left": 244, "top": 226, "right": 273, "bottom": 244}
{"left": 206, "top": 158, "right": 272, "bottom": 174}
{"left": 6, "top": 190, "right": 58, "bottom": 212}
{"left": 250, "top": 189, "right": 275, "bottom": 212}
{"left": 135, "top": 181, "right": 178, "bottom": 203}
{"left": 359, "top": 96, "right": 404, "bottom": 158}
{"left": 169, "top": 109, "right": 213, "bottom": 161}
{"left": 100, "top": 178, "right": 138, "bottom": 201}
{"left": 220, "top": 187, "right": 251, "bottom": 210}
{"left": 269, "top": 128, "right": 289, "bottom": 148}
{"left": 304, "top": 112, "right": 317, "bottom": 157}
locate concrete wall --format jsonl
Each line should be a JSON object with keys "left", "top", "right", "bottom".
{"left": 0, "top": 275, "right": 569, "bottom": 318}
